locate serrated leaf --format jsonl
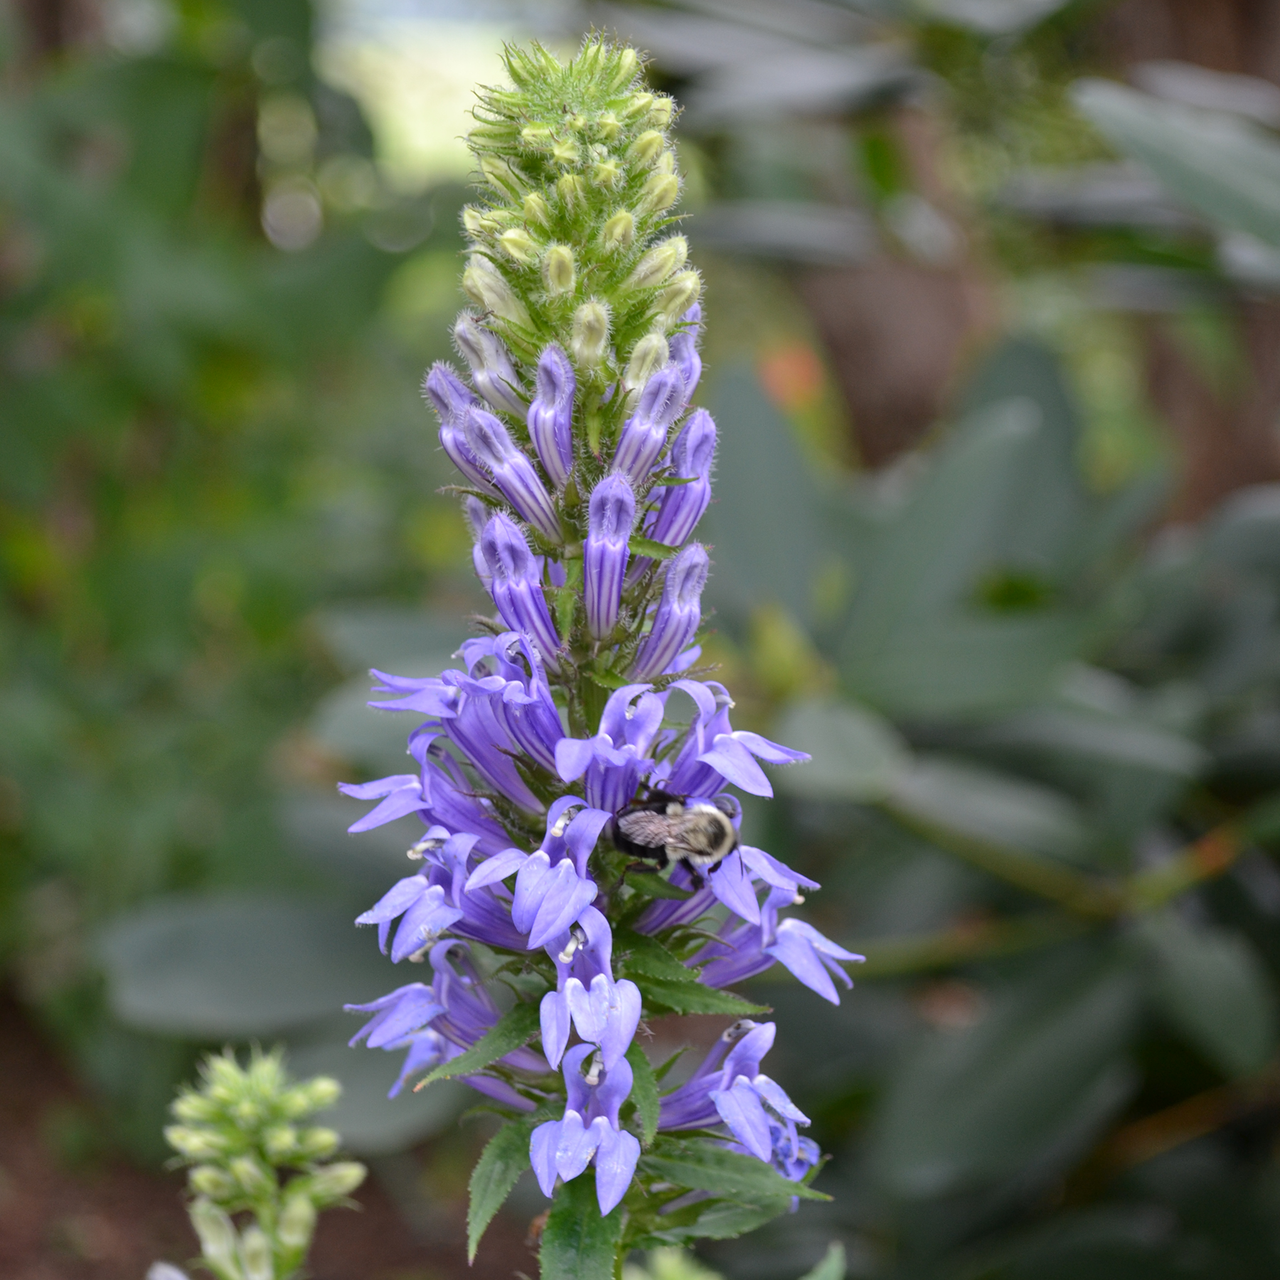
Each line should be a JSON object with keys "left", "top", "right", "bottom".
{"left": 626, "top": 1043, "right": 660, "bottom": 1147}
{"left": 415, "top": 1002, "right": 541, "bottom": 1088}
{"left": 586, "top": 666, "right": 634, "bottom": 691}
{"left": 552, "top": 586, "right": 578, "bottom": 639}
{"left": 629, "top": 535, "right": 680, "bottom": 560}
{"left": 651, "top": 474, "right": 698, "bottom": 487}
{"left": 468, "top": 1116, "right": 537, "bottom": 1262}
{"left": 615, "top": 929, "right": 701, "bottom": 983}
{"left": 641, "top": 1136, "right": 828, "bottom": 1203}
{"left": 539, "top": 1173, "right": 625, "bottom": 1280}
{"left": 641, "top": 978, "right": 769, "bottom": 1017}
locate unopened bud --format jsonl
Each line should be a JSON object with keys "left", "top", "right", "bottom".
{"left": 648, "top": 97, "right": 675, "bottom": 127}
{"left": 552, "top": 138, "right": 579, "bottom": 166}
{"left": 468, "top": 120, "right": 518, "bottom": 147}
{"left": 571, "top": 300, "right": 610, "bottom": 366}
{"left": 461, "top": 206, "right": 486, "bottom": 238}
{"left": 263, "top": 1124, "right": 299, "bottom": 1161}
{"left": 480, "top": 155, "right": 525, "bottom": 200}
{"left": 544, "top": 245, "right": 575, "bottom": 294}
{"left": 230, "top": 1155, "right": 276, "bottom": 1198}
{"left": 523, "top": 192, "right": 551, "bottom": 226}
{"left": 498, "top": 228, "right": 537, "bottom": 264}
{"left": 172, "top": 1091, "right": 219, "bottom": 1123}
{"left": 188, "top": 1164, "right": 237, "bottom": 1199}
{"left": 239, "top": 1225, "right": 273, "bottom": 1280}
{"left": 629, "top": 130, "right": 665, "bottom": 166}
{"left": 557, "top": 173, "right": 587, "bottom": 211}
{"left": 625, "top": 334, "right": 669, "bottom": 389}
{"left": 657, "top": 270, "right": 701, "bottom": 322}
{"left": 591, "top": 158, "right": 621, "bottom": 188}
{"left": 190, "top": 1198, "right": 237, "bottom": 1268}
{"left": 622, "top": 91, "right": 655, "bottom": 122}
{"left": 637, "top": 171, "right": 679, "bottom": 214}
{"left": 164, "top": 1125, "right": 227, "bottom": 1160}
{"left": 600, "top": 210, "right": 634, "bottom": 252}
{"left": 609, "top": 47, "right": 640, "bottom": 91}
{"left": 277, "top": 1193, "right": 317, "bottom": 1250}
{"left": 295, "top": 1127, "right": 340, "bottom": 1160}
{"left": 655, "top": 150, "right": 676, "bottom": 175}
{"left": 307, "top": 1161, "right": 367, "bottom": 1203}
{"left": 463, "top": 255, "right": 530, "bottom": 327}
{"left": 280, "top": 1077, "right": 340, "bottom": 1118}
{"left": 520, "top": 123, "right": 554, "bottom": 147}
{"left": 627, "top": 236, "right": 687, "bottom": 290}
{"left": 596, "top": 111, "right": 621, "bottom": 141}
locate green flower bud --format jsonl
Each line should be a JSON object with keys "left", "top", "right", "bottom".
{"left": 463, "top": 255, "right": 530, "bottom": 327}
{"left": 262, "top": 1125, "right": 299, "bottom": 1161}
{"left": 305, "top": 1161, "right": 367, "bottom": 1203}
{"left": 600, "top": 210, "right": 635, "bottom": 252}
{"left": 480, "top": 155, "right": 526, "bottom": 201}
{"left": 285, "top": 1077, "right": 340, "bottom": 1117}
{"left": 468, "top": 120, "right": 519, "bottom": 147}
{"left": 277, "top": 1194, "right": 317, "bottom": 1250}
{"left": 295, "top": 1127, "right": 340, "bottom": 1160}
{"left": 165, "top": 1124, "right": 228, "bottom": 1161}
{"left": 190, "top": 1197, "right": 238, "bottom": 1269}
{"left": 461, "top": 206, "right": 487, "bottom": 237}
{"left": 204, "top": 1055, "right": 244, "bottom": 1096}
{"left": 628, "top": 130, "right": 665, "bottom": 166}
{"left": 231, "top": 1098, "right": 261, "bottom": 1127}
{"left": 625, "top": 333, "right": 669, "bottom": 389}
{"left": 523, "top": 192, "right": 551, "bottom": 226}
{"left": 648, "top": 96, "right": 675, "bottom": 127}
{"left": 544, "top": 245, "right": 575, "bottom": 294}
{"left": 230, "top": 1155, "right": 276, "bottom": 1198}
{"left": 189, "top": 1164, "right": 238, "bottom": 1200}
{"left": 239, "top": 1225, "right": 273, "bottom": 1280}
{"left": 520, "top": 123, "right": 554, "bottom": 148}
{"left": 590, "top": 158, "right": 621, "bottom": 188}
{"left": 622, "top": 91, "right": 655, "bottom": 122}
{"left": 657, "top": 270, "right": 702, "bottom": 322}
{"left": 654, "top": 150, "right": 676, "bottom": 175}
{"left": 608, "top": 47, "right": 640, "bottom": 92}
{"left": 557, "top": 173, "right": 587, "bottom": 211}
{"left": 596, "top": 111, "right": 621, "bottom": 141}
{"left": 498, "top": 228, "right": 537, "bottom": 264}
{"left": 246, "top": 1052, "right": 287, "bottom": 1095}
{"left": 172, "top": 1091, "right": 220, "bottom": 1124}
{"left": 571, "top": 300, "right": 611, "bottom": 367}
{"left": 626, "top": 236, "right": 687, "bottom": 290}
{"left": 552, "top": 138, "right": 580, "bottom": 166}
{"left": 637, "top": 171, "right": 679, "bottom": 214}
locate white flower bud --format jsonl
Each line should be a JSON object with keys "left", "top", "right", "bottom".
{"left": 657, "top": 270, "right": 702, "bottom": 321}
{"left": 622, "top": 91, "right": 654, "bottom": 122}
{"left": 164, "top": 1125, "right": 227, "bottom": 1160}
{"left": 626, "top": 236, "right": 687, "bottom": 289}
{"left": 600, "top": 210, "right": 634, "bottom": 252}
{"left": 625, "top": 334, "right": 669, "bottom": 389}
{"left": 571, "top": 300, "right": 611, "bottom": 366}
{"left": 608, "top": 47, "right": 639, "bottom": 91}
{"left": 544, "top": 244, "right": 575, "bottom": 294}
{"left": 277, "top": 1194, "right": 317, "bottom": 1250}
{"left": 462, "top": 255, "right": 530, "bottom": 327}
{"left": 188, "top": 1164, "right": 237, "bottom": 1200}
{"left": 292, "top": 1077, "right": 341, "bottom": 1114}
{"left": 262, "top": 1125, "right": 298, "bottom": 1161}
{"left": 628, "top": 130, "right": 665, "bottom": 166}
{"left": 230, "top": 1155, "right": 276, "bottom": 1198}
{"left": 461, "top": 206, "right": 486, "bottom": 237}
{"left": 655, "top": 150, "right": 676, "bottom": 175}
{"left": 306, "top": 1161, "right": 367, "bottom": 1203}
{"left": 480, "top": 155, "right": 526, "bottom": 200}
{"left": 295, "top": 1127, "right": 340, "bottom": 1160}
{"left": 498, "top": 228, "right": 537, "bottom": 263}
{"left": 172, "top": 1091, "right": 219, "bottom": 1123}
{"left": 190, "top": 1198, "right": 238, "bottom": 1269}
{"left": 637, "top": 171, "right": 679, "bottom": 214}
{"left": 238, "top": 1225, "right": 273, "bottom": 1280}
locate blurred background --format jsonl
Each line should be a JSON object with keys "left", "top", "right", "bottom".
{"left": 7, "top": 0, "right": 1280, "bottom": 1276}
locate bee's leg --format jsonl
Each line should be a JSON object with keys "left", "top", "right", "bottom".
{"left": 680, "top": 858, "right": 706, "bottom": 891}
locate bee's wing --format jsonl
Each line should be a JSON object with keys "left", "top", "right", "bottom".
{"left": 616, "top": 809, "right": 673, "bottom": 849}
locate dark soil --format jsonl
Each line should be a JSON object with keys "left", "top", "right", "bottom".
{"left": 0, "top": 989, "right": 537, "bottom": 1280}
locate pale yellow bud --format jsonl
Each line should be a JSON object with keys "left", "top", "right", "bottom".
{"left": 557, "top": 173, "right": 587, "bottom": 210}
{"left": 263, "top": 1124, "right": 299, "bottom": 1161}
{"left": 625, "top": 334, "right": 669, "bottom": 389}
{"left": 626, "top": 236, "right": 688, "bottom": 289}
{"left": 655, "top": 150, "right": 676, "bottom": 175}
{"left": 520, "top": 123, "right": 554, "bottom": 147}
{"left": 480, "top": 155, "right": 525, "bottom": 200}
{"left": 306, "top": 1160, "right": 367, "bottom": 1202}
{"left": 230, "top": 1155, "right": 276, "bottom": 1197}
{"left": 164, "top": 1125, "right": 226, "bottom": 1160}
{"left": 629, "top": 130, "right": 665, "bottom": 166}
{"left": 552, "top": 138, "right": 580, "bottom": 166}
{"left": 188, "top": 1164, "right": 237, "bottom": 1199}
{"left": 648, "top": 96, "right": 675, "bottom": 127}
{"left": 461, "top": 206, "right": 486, "bottom": 237}
{"left": 498, "top": 228, "right": 537, "bottom": 264}
{"left": 637, "top": 172, "right": 679, "bottom": 214}
{"left": 544, "top": 244, "right": 575, "bottom": 294}
{"left": 596, "top": 111, "right": 621, "bottom": 141}
{"left": 657, "top": 270, "right": 702, "bottom": 322}
{"left": 277, "top": 1194, "right": 317, "bottom": 1250}
{"left": 462, "top": 255, "right": 530, "bottom": 327}
{"left": 622, "top": 91, "right": 655, "bottom": 122}
{"left": 172, "top": 1091, "right": 219, "bottom": 1123}
{"left": 591, "top": 158, "right": 621, "bottom": 188}
{"left": 295, "top": 1127, "right": 340, "bottom": 1160}
{"left": 190, "top": 1198, "right": 238, "bottom": 1268}
{"left": 609, "top": 47, "right": 640, "bottom": 91}
{"left": 239, "top": 1225, "right": 273, "bottom": 1280}
{"left": 468, "top": 120, "right": 518, "bottom": 147}
{"left": 279, "top": 1076, "right": 339, "bottom": 1118}
{"left": 600, "top": 210, "right": 635, "bottom": 252}
{"left": 523, "top": 192, "right": 551, "bottom": 226}
{"left": 571, "top": 300, "right": 611, "bottom": 366}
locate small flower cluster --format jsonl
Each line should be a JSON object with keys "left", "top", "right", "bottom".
{"left": 337, "top": 40, "right": 860, "bottom": 1264}
{"left": 162, "top": 1049, "right": 366, "bottom": 1280}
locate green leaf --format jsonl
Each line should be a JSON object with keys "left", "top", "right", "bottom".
{"left": 641, "top": 1136, "right": 829, "bottom": 1203}
{"left": 586, "top": 666, "right": 635, "bottom": 691}
{"left": 1138, "top": 910, "right": 1278, "bottom": 1077}
{"left": 629, "top": 535, "right": 680, "bottom": 560}
{"left": 1073, "top": 78, "right": 1280, "bottom": 247}
{"left": 615, "top": 929, "right": 702, "bottom": 983}
{"left": 650, "top": 473, "right": 698, "bottom": 487}
{"left": 641, "top": 979, "right": 769, "bottom": 1017}
{"left": 468, "top": 1116, "right": 537, "bottom": 1262}
{"left": 415, "top": 1002, "right": 541, "bottom": 1088}
{"left": 868, "top": 947, "right": 1139, "bottom": 1198}
{"left": 623, "top": 871, "right": 694, "bottom": 901}
{"left": 539, "top": 1172, "right": 625, "bottom": 1280}
{"left": 639, "top": 1198, "right": 791, "bottom": 1245}
{"left": 626, "top": 1043, "right": 660, "bottom": 1147}
{"left": 798, "top": 1243, "right": 847, "bottom": 1280}
{"left": 773, "top": 697, "right": 909, "bottom": 802}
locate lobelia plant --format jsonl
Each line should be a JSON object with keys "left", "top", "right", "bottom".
{"left": 337, "top": 39, "right": 862, "bottom": 1276}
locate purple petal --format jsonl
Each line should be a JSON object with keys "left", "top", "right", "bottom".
{"left": 465, "top": 848, "right": 527, "bottom": 892}
{"left": 555, "top": 737, "right": 598, "bottom": 782}
{"left": 528, "top": 865, "right": 599, "bottom": 951}
{"left": 530, "top": 1120, "right": 561, "bottom": 1197}
{"left": 778, "top": 917, "right": 864, "bottom": 963}
{"left": 732, "top": 730, "right": 810, "bottom": 766}
{"left": 595, "top": 1053, "right": 635, "bottom": 1123}
{"left": 365, "top": 992, "right": 446, "bottom": 1049}
{"left": 566, "top": 975, "right": 609, "bottom": 1044}
{"left": 709, "top": 852, "right": 761, "bottom": 926}
{"left": 356, "top": 875, "right": 427, "bottom": 927}
{"left": 554, "top": 1110, "right": 599, "bottom": 1182}
{"left": 765, "top": 928, "right": 840, "bottom": 1004}
{"left": 540, "top": 989, "right": 571, "bottom": 1070}
{"left": 599, "top": 979, "right": 642, "bottom": 1071}
{"left": 752, "top": 1074, "right": 810, "bottom": 1125}
{"left": 711, "top": 1079, "right": 774, "bottom": 1161}
{"left": 698, "top": 737, "right": 773, "bottom": 797}
{"left": 594, "top": 1124, "right": 640, "bottom": 1214}
{"left": 739, "top": 845, "right": 820, "bottom": 893}
{"left": 512, "top": 851, "right": 555, "bottom": 934}
{"left": 338, "top": 776, "right": 426, "bottom": 832}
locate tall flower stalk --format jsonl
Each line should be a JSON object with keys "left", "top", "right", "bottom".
{"left": 339, "top": 40, "right": 861, "bottom": 1274}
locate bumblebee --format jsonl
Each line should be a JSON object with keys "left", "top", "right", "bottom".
{"left": 610, "top": 790, "right": 739, "bottom": 888}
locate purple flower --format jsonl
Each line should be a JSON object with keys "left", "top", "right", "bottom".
{"left": 464, "top": 407, "right": 562, "bottom": 542}
{"left": 632, "top": 544, "right": 708, "bottom": 680}
{"left": 584, "top": 473, "right": 636, "bottom": 640}
{"left": 649, "top": 409, "right": 715, "bottom": 548}
{"left": 612, "top": 363, "right": 686, "bottom": 483}
{"left": 464, "top": 496, "right": 492, "bottom": 585}
{"left": 555, "top": 684, "right": 664, "bottom": 813}
{"left": 668, "top": 304, "right": 702, "bottom": 404}
{"left": 423, "top": 362, "right": 501, "bottom": 497}
{"left": 530, "top": 1045, "right": 640, "bottom": 1215}
{"left": 528, "top": 344, "right": 575, "bottom": 489}
{"left": 481, "top": 514, "right": 562, "bottom": 670}
{"left": 454, "top": 313, "right": 525, "bottom": 419}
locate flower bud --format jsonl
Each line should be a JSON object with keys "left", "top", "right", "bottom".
{"left": 528, "top": 344, "right": 575, "bottom": 488}
{"left": 557, "top": 173, "right": 587, "bottom": 211}
{"left": 263, "top": 1125, "right": 299, "bottom": 1161}
{"left": 544, "top": 244, "right": 575, "bottom": 294}
{"left": 172, "top": 1091, "right": 219, "bottom": 1124}
{"left": 657, "top": 270, "right": 701, "bottom": 322}
{"left": 650, "top": 408, "right": 715, "bottom": 547}
{"left": 571, "top": 300, "right": 610, "bottom": 367}
{"left": 465, "top": 407, "right": 563, "bottom": 541}
{"left": 633, "top": 542, "right": 709, "bottom": 678}
{"left": 609, "top": 47, "right": 640, "bottom": 91}
{"left": 628, "top": 130, "right": 665, "bottom": 166}
{"left": 584, "top": 473, "right": 637, "bottom": 639}
{"left": 306, "top": 1160, "right": 368, "bottom": 1203}
{"left": 190, "top": 1198, "right": 238, "bottom": 1269}
{"left": 462, "top": 255, "right": 530, "bottom": 327}
{"left": 596, "top": 111, "right": 621, "bottom": 141}
{"left": 523, "top": 192, "right": 551, "bottom": 226}
{"left": 622, "top": 91, "right": 655, "bottom": 122}
{"left": 648, "top": 96, "right": 675, "bottom": 127}
{"left": 480, "top": 154, "right": 526, "bottom": 200}
{"left": 498, "top": 228, "right": 537, "bottom": 263}
{"left": 468, "top": 119, "right": 519, "bottom": 147}
{"left": 637, "top": 171, "right": 679, "bottom": 214}
{"left": 552, "top": 138, "right": 579, "bottom": 165}
{"left": 295, "top": 1127, "right": 340, "bottom": 1160}
{"left": 624, "top": 334, "right": 669, "bottom": 391}
{"left": 626, "top": 237, "right": 687, "bottom": 290}
{"left": 520, "top": 123, "right": 554, "bottom": 147}
{"left": 164, "top": 1125, "right": 227, "bottom": 1161}
{"left": 461, "top": 205, "right": 487, "bottom": 238}
{"left": 188, "top": 1164, "right": 237, "bottom": 1200}
{"left": 600, "top": 210, "right": 634, "bottom": 252}
{"left": 230, "top": 1154, "right": 276, "bottom": 1198}
{"left": 424, "top": 360, "right": 499, "bottom": 495}
{"left": 239, "top": 1225, "right": 273, "bottom": 1280}
{"left": 291, "top": 1076, "right": 341, "bottom": 1114}
{"left": 669, "top": 303, "right": 703, "bottom": 402}
{"left": 465, "top": 495, "right": 492, "bottom": 585}
{"left": 591, "top": 158, "right": 621, "bottom": 188}
{"left": 654, "top": 150, "right": 676, "bottom": 175}
{"left": 277, "top": 1193, "right": 317, "bottom": 1250}
{"left": 453, "top": 315, "right": 526, "bottom": 419}
{"left": 482, "top": 513, "right": 562, "bottom": 670}
{"left": 613, "top": 362, "right": 685, "bottom": 482}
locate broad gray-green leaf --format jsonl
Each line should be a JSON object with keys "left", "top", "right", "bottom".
{"left": 540, "top": 1174, "right": 625, "bottom": 1280}
{"left": 887, "top": 756, "right": 1092, "bottom": 865}
{"left": 284, "top": 1035, "right": 468, "bottom": 1156}
{"left": 870, "top": 949, "right": 1139, "bottom": 1198}
{"left": 642, "top": 1137, "right": 828, "bottom": 1203}
{"left": 97, "top": 895, "right": 399, "bottom": 1037}
{"left": 773, "top": 697, "right": 909, "bottom": 802}
{"left": 468, "top": 1116, "right": 538, "bottom": 1262}
{"left": 798, "top": 1243, "right": 847, "bottom": 1280}
{"left": 1138, "top": 910, "right": 1278, "bottom": 1077}
{"left": 1073, "top": 79, "right": 1280, "bottom": 248}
